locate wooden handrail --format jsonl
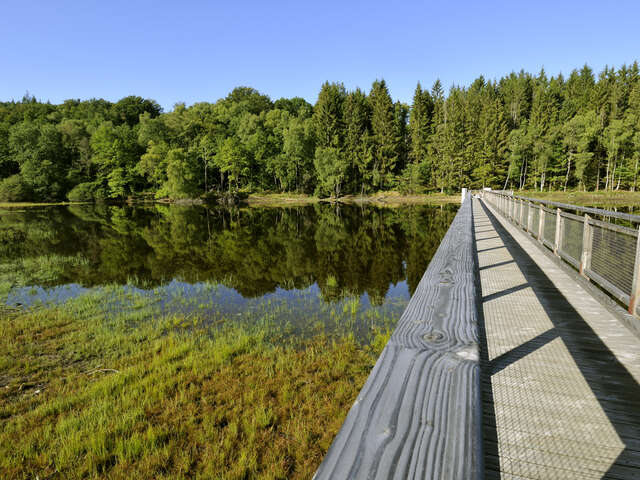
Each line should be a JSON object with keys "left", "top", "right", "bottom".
{"left": 315, "top": 196, "right": 482, "bottom": 480}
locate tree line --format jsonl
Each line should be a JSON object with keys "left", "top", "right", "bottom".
{"left": 1, "top": 61, "right": 639, "bottom": 202}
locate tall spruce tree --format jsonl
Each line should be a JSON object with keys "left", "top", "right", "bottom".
{"left": 344, "top": 88, "right": 372, "bottom": 194}
{"left": 312, "top": 82, "right": 347, "bottom": 196}
{"left": 408, "top": 82, "right": 434, "bottom": 191}
{"left": 369, "top": 80, "right": 398, "bottom": 189}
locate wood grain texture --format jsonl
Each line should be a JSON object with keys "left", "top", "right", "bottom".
{"left": 314, "top": 197, "right": 482, "bottom": 480}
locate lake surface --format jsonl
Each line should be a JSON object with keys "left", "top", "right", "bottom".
{"left": 0, "top": 203, "right": 458, "bottom": 343}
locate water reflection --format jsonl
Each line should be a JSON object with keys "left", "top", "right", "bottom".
{"left": 1, "top": 203, "right": 457, "bottom": 341}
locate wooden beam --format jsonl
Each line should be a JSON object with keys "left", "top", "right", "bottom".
{"left": 554, "top": 208, "right": 562, "bottom": 256}
{"left": 315, "top": 197, "right": 482, "bottom": 480}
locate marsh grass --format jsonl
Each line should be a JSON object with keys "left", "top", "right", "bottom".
{"left": 0, "top": 290, "right": 389, "bottom": 479}
{"left": 0, "top": 253, "right": 90, "bottom": 299}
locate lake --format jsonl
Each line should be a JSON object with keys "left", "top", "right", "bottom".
{"left": 0, "top": 202, "right": 458, "bottom": 344}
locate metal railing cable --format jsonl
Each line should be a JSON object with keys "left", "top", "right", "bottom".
{"left": 482, "top": 191, "right": 640, "bottom": 317}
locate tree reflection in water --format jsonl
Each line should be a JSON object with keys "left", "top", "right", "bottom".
{"left": 1, "top": 203, "right": 457, "bottom": 341}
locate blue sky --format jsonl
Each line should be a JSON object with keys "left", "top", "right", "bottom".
{"left": 1, "top": 0, "right": 639, "bottom": 111}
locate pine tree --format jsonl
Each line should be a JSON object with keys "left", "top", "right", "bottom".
{"left": 312, "top": 82, "right": 346, "bottom": 150}
{"left": 408, "top": 82, "right": 434, "bottom": 190}
{"left": 427, "top": 80, "right": 446, "bottom": 191}
{"left": 312, "top": 82, "right": 347, "bottom": 196}
{"left": 344, "top": 89, "right": 372, "bottom": 193}
{"left": 369, "top": 80, "right": 398, "bottom": 189}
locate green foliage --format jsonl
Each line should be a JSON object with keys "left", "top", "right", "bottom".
{"left": 1, "top": 60, "right": 640, "bottom": 203}
{"left": 344, "top": 89, "right": 372, "bottom": 193}
{"left": 67, "top": 181, "right": 99, "bottom": 202}
{"left": 312, "top": 82, "right": 346, "bottom": 150}
{"left": 9, "top": 122, "right": 71, "bottom": 200}
{"left": 160, "top": 148, "right": 200, "bottom": 199}
{"left": 408, "top": 83, "right": 434, "bottom": 190}
{"left": 0, "top": 174, "right": 31, "bottom": 201}
{"left": 313, "top": 147, "right": 346, "bottom": 197}
{"left": 369, "top": 80, "right": 399, "bottom": 189}
{"left": 217, "top": 138, "right": 249, "bottom": 192}
{"left": 90, "top": 121, "right": 144, "bottom": 199}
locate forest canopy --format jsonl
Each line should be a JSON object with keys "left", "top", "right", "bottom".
{"left": 1, "top": 62, "right": 640, "bottom": 202}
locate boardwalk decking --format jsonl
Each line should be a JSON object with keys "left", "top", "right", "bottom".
{"left": 475, "top": 197, "right": 640, "bottom": 479}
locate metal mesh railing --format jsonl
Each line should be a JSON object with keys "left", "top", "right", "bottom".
{"left": 559, "top": 213, "right": 583, "bottom": 267}
{"left": 530, "top": 206, "right": 539, "bottom": 236}
{"left": 589, "top": 221, "right": 637, "bottom": 301}
{"left": 481, "top": 190, "right": 640, "bottom": 316}
{"left": 543, "top": 209, "right": 556, "bottom": 247}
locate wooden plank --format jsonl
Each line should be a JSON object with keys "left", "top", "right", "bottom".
{"left": 554, "top": 208, "right": 562, "bottom": 255}
{"left": 580, "top": 214, "right": 592, "bottom": 277}
{"left": 315, "top": 197, "right": 482, "bottom": 480}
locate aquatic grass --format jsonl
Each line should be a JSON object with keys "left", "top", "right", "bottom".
{"left": 0, "top": 253, "right": 90, "bottom": 302}
{"left": 0, "top": 294, "right": 388, "bottom": 479}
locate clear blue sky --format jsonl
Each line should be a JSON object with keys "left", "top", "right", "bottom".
{"left": 1, "top": 0, "right": 639, "bottom": 111}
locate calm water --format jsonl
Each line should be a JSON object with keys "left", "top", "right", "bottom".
{"left": 0, "top": 203, "right": 457, "bottom": 342}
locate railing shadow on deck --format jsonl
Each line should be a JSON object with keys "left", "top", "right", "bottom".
{"left": 477, "top": 199, "right": 640, "bottom": 479}
{"left": 470, "top": 218, "right": 501, "bottom": 479}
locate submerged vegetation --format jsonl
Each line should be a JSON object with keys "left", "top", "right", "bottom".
{"left": 0, "top": 289, "right": 390, "bottom": 479}
{"left": 2, "top": 61, "right": 640, "bottom": 203}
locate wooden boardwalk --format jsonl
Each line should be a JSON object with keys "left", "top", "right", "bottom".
{"left": 316, "top": 195, "right": 640, "bottom": 479}
{"left": 475, "top": 197, "right": 640, "bottom": 479}
{"left": 315, "top": 196, "right": 482, "bottom": 480}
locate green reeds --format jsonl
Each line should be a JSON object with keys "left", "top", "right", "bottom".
{"left": 0, "top": 290, "right": 390, "bottom": 479}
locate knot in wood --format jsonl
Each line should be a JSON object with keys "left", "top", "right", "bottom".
{"left": 422, "top": 330, "right": 444, "bottom": 342}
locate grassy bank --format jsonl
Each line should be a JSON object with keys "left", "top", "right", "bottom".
{"left": 510, "top": 190, "right": 640, "bottom": 207}
{"left": 246, "top": 191, "right": 460, "bottom": 206}
{"left": 0, "top": 292, "right": 388, "bottom": 479}
{"left": 0, "top": 201, "right": 84, "bottom": 208}
{"left": 0, "top": 191, "right": 460, "bottom": 209}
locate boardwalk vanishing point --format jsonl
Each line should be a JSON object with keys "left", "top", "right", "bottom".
{"left": 315, "top": 192, "right": 640, "bottom": 480}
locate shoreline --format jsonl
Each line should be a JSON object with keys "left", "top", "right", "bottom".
{"left": 5, "top": 190, "right": 640, "bottom": 210}
{"left": 0, "top": 192, "right": 461, "bottom": 209}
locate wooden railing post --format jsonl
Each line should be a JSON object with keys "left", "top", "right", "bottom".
{"left": 580, "top": 214, "right": 592, "bottom": 277}
{"left": 554, "top": 208, "right": 562, "bottom": 255}
{"left": 538, "top": 206, "right": 545, "bottom": 242}
{"left": 527, "top": 202, "right": 533, "bottom": 233}
{"left": 629, "top": 226, "right": 640, "bottom": 316}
